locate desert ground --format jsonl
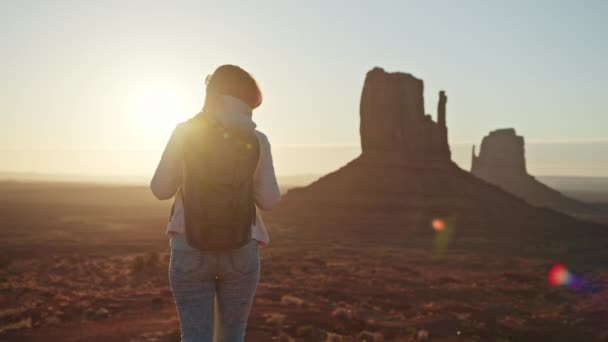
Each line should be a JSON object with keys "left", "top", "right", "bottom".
{"left": 1, "top": 181, "right": 608, "bottom": 341}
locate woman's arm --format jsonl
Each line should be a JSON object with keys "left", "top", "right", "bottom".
{"left": 253, "top": 132, "right": 281, "bottom": 210}
{"left": 150, "top": 124, "right": 184, "bottom": 200}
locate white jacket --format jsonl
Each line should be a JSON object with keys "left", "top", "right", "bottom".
{"left": 150, "top": 96, "right": 281, "bottom": 245}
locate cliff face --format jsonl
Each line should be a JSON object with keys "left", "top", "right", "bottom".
{"left": 359, "top": 68, "right": 450, "bottom": 162}
{"left": 472, "top": 128, "right": 599, "bottom": 217}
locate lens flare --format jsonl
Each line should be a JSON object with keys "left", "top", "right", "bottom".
{"left": 548, "top": 263, "right": 585, "bottom": 290}
{"left": 548, "top": 263, "right": 570, "bottom": 287}
{"left": 431, "top": 218, "right": 454, "bottom": 256}
{"left": 431, "top": 219, "right": 445, "bottom": 232}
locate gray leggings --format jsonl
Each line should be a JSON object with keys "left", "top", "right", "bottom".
{"left": 169, "top": 235, "right": 260, "bottom": 342}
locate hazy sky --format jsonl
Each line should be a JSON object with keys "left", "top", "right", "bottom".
{"left": 1, "top": 0, "right": 607, "bottom": 179}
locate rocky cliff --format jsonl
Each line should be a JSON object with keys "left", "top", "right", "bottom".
{"left": 471, "top": 128, "right": 600, "bottom": 218}
{"left": 268, "top": 68, "right": 606, "bottom": 259}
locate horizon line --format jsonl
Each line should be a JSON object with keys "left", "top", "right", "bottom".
{"left": 2, "top": 169, "right": 608, "bottom": 181}
{"left": 1, "top": 138, "right": 608, "bottom": 151}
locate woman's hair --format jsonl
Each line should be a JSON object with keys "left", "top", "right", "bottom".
{"left": 202, "top": 65, "right": 262, "bottom": 114}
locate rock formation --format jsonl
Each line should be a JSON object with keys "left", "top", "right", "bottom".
{"left": 359, "top": 68, "right": 450, "bottom": 163}
{"left": 472, "top": 128, "right": 526, "bottom": 177}
{"left": 437, "top": 90, "right": 447, "bottom": 128}
{"left": 268, "top": 67, "right": 606, "bottom": 259}
{"left": 472, "top": 128, "right": 600, "bottom": 218}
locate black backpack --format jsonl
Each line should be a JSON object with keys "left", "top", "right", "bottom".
{"left": 181, "top": 116, "right": 260, "bottom": 251}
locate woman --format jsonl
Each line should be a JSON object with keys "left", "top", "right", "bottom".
{"left": 150, "top": 65, "right": 281, "bottom": 341}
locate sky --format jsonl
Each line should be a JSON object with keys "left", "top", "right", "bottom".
{"left": 1, "top": 0, "right": 607, "bottom": 180}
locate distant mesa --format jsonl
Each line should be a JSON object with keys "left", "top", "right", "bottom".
{"left": 471, "top": 128, "right": 600, "bottom": 218}
{"left": 472, "top": 129, "right": 527, "bottom": 177}
{"left": 269, "top": 67, "right": 606, "bottom": 260}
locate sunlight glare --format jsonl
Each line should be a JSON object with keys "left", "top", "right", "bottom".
{"left": 134, "top": 87, "right": 186, "bottom": 134}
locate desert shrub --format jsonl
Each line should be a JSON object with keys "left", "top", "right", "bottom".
{"left": 83, "top": 307, "right": 110, "bottom": 321}
{"left": 132, "top": 256, "right": 145, "bottom": 273}
{"left": 0, "top": 317, "right": 32, "bottom": 334}
{"left": 145, "top": 251, "right": 159, "bottom": 267}
{"left": 325, "top": 333, "right": 343, "bottom": 342}
{"left": 264, "top": 312, "right": 286, "bottom": 331}
{"left": 278, "top": 332, "right": 294, "bottom": 342}
{"left": 331, "top": 307, "right": 352, "bottom": 320}
{"left": 357, "top": 330, "right": 384, "bottom": 341}
{"left": 416, "top": 329, "right": 429, "bottom": 341}
{"left": 131, "top": 251, "right": 159, "bottom": 273}
{"left": 295, "top": 325, "right": 326, "bottom": 340}
{"left": 281, "top": 294, "right": 305, "bottom": 307}
{"left": 295, "top": 325, "right": 314, "bottom": 337}
{"left": 166, "top": 328, "right": 181, "bottom": 342}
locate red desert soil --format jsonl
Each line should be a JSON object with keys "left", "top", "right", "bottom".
{"left": 1, "top": 183, "right": 608, "bottom": 341}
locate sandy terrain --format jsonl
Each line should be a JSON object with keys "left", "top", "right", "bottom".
{"left": 1, "top": 182, "right": 608, "bottom": 341}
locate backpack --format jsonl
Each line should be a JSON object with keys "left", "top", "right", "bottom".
{"left": 181, "top": 116, "right": 260, "bottom": 251}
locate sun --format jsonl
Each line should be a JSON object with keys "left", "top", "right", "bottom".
{"left": 133, "top": 87, "right": 186, "bottom": 133}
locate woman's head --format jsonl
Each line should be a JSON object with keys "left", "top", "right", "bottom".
{"left": 203, "top": 65, "right": 262, "bottom": 113}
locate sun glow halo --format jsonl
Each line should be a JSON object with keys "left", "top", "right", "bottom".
{"left": 133, "top": 87, "right": 186, "bottom": 133}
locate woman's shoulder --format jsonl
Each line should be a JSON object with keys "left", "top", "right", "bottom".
{"left": 170, "top": 120, "right": 192, "bottom": 135}
{"left": 253, "top": 130, "right": 270, "bottom": 146}
{"left": 172, "top": 115, "right": 205, "bottom": 137}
